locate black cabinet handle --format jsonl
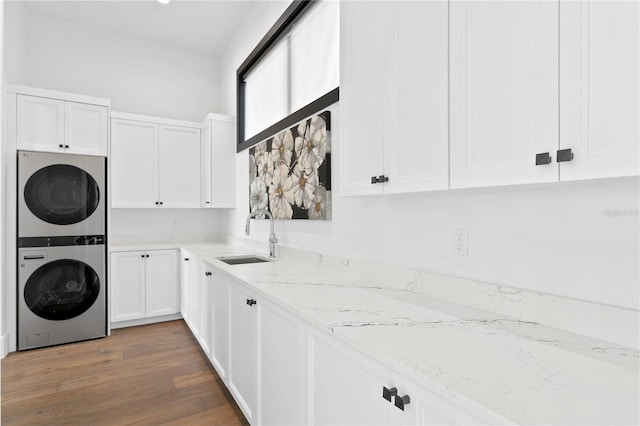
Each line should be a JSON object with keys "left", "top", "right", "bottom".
{"left": 146, "top": 254, "right": 149, "bottom": 258}
{"left": 205, "top": 272, "right": 212, "bottom": 276}
{"left": 246, "top": 299, "right": 257, "bottom": 306}
{"left": 383, "top": 386, "right": 397, "bottom": 402}
{"left": 141, "top": 254, "right": 145, "bottom": 258}
{"left": 159, "top": 201, "right": 163, "bottom": 205}
{"left": 535, "top": 152, "right": 552, "bottom": 165}
{"left": 205, "top": 201, "right": 210, "bottom": 204}
{"left": 155, "top": 202, "right": 159, "bottom": 205}
{"left": 371, "top": 175, "right": 390, "bottom": 184}
{"left": 394, "top": 395, "right": 410, "bottom": 411}
{"left": 557, "top": 148, "right": 574, "bottom": 162}
{"left": 58, "top": 144, "right": 64, "bottom": 148}
{"left": 64, "top": 144, "right": 70, "bottom": 149}
{"left": 184, "top": 258, "right": 189, "bottom": 261}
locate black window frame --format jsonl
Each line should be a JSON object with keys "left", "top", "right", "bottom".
{"left": 236, "top": 0, "right": 340, "bottom": 153}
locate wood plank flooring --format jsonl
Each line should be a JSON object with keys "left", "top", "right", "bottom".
{"left": 1, "top": 320, "right": 248, "bottom": 425}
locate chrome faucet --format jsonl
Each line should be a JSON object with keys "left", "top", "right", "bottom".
{"left": 245, "top": 209, "right": 277, "bottom": 259}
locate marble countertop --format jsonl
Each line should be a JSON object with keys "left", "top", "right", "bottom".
{"left": 111, "top": 239, "right": 640, "bottom": 425}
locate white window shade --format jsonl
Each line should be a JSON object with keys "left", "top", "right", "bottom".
{"left": 242, "top": 0, "right": 339, "bottom": 141}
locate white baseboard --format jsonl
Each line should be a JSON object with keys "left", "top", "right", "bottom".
{"left": 110, "top": 313, "right": 182, "bottom": 330}
{"left": 1, "top": 332, "right": 10, "bottom": 359}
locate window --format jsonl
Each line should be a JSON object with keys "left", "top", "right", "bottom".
{"left": 237, "top": 0, "right": 339, "bottom": 152}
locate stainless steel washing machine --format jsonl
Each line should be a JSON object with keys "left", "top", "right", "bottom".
{"left": 18, "top": 150, "right": 106, "bottom": 238}
{"left": 18, "top": 239, "right": 106, "bottom": 350}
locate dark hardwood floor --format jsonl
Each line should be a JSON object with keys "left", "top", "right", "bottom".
{"left": 1, "top": 320, "right": 248, "bottom": 425}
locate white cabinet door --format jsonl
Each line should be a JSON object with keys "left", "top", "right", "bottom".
{"left": 180, "top": 252, "right": 192, "bottom": 326}
{"left": 308, "top": 329, "right": 402, "bottom": 425}
{"left": 450, "top": 1, "right": 559, "bottom": 188}
{"left": 385, "top": 1, "right": 449, "bottom": 194}
{"left": 110, "top": 119, "right": 158, "bottom": 208}
{"left": 210, "top": 118, "right": 236, "bottom": 207}
{"left": 200, "top": 121, "right": 213, "bottom": 207}
{"left": 210, "top": 269, "right": 230, "bottom": 381}
{"left": 145, "top": 250, "right": 179, "bottom": 318}
{"left": 258, "top": 299, "right": 304, "bottom": 426}
{"left": 16, "top": 95, "right": 65, "bottom": 153}
{"left": 559, "top": 0, "right": 640, "bottom": 181}
{"left": 339, "top": 1, "right": 389, "bottom": 196}
{"left": 158, "top": 125, "right": 201, "bottom": 208}
{"left": 198, "top": 262, "right": 213, "bottom": 356}
{"left": 64, "top": 102, "right": 108, "bottom": 156}
{"left": 228, "top": 281, "right": 258, "bottom": 422}
{"left": 110, "top": 251, "right": 146, "bottom": 322}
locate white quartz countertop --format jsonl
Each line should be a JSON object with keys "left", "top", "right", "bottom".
{"left": 110, "top": 240, "right": 640, "bottom": 425}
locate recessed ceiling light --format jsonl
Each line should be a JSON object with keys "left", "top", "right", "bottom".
{"left": 157, "top": 0, "right": 170, "bottom": 4}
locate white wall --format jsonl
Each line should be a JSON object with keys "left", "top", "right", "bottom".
{"left": 219, "top": 2, "right": 640, "bottom": 311}
{"left": 17, "top": 10, "right": 220, "bottom": 122}
{"left": 110, "top": 209, "right": 221, "bottom": 239}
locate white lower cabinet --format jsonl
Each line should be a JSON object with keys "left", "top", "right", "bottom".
{"left": 308, "top": 329, "right": 402, "bottom": 425}
{"left": 111, "top": 249, "right": 179, "bottom": 325}
{"left": 180, "top": 250, "right": 200, "bottom": 338}
{"left": 228, "top": 280, "right": 258, "bottom": 422}
{"left": 257, "top": 298, "right": 305, "bottom": 426}
{"left": 185, "top": 264, "right": 486, "bottom": 425}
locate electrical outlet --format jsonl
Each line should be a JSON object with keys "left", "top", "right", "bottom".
{"left": 453, "top": 228, "right": 468, "bottom": 256}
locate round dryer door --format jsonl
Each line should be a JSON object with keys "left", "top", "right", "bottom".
{"left": 23, "top": 164, "right": 100, "bottom": 225}
{"left": 24, "top": 259, "right": 101, "bottom": 321}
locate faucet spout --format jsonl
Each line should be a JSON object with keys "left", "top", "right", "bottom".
{"left": 245, "top": 209, "right": 278, "bottom": 259}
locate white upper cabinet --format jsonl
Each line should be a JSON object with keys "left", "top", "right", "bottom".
{"left": 158, "top": 125, "right": 201, "bottom": 208}
{"left": 200, "top": 114, "right": 236, "bottom": 208}
{"left": 340, "top": 1, "right": 448, "bottom": 196}
{"left": 17, "top": 92, "right": 108, "bottom": 156}
{"left": 386, "top": 1, "right": 449, "bottom": 194}
{"left": 340, "top": 1, "right": 389, "bottom": 196}
{"left": 64, "top": 102, "right": 109, "bottom": 156}
{"left": 559, "top": 0, "right": 639, "bottom": 181}
{"left": 111, "top": 118, "right": 159, "bottom": 208}
{"left": 110, "top": 113, "right": 201, "bottom": 208}
{"left": 450, "top": 1, "right": 559, "bottom": 188}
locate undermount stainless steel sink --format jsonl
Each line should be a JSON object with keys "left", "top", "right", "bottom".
{"left": 217, "top": 255, "right": 272, "bottom": 265}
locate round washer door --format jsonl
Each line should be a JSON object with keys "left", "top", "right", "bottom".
{"left": 24, "top": 164, "right": 100, "bottom": 225}
{"left": 24, "top": 259, "right": 101, "bottom": 321}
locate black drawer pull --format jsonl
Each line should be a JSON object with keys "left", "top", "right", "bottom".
{"left": 535, "top": 152, "right": 552, "bottom": 165}
{"left": 557, "top": 148, "right": 574, "bottom": 162}
{"left": 205, "top": 272, "right": 212, "bottom": 276}
{"left": 58, "top": 144, "right": 64, "bottom": 148}
{"left": 184, "top": 258, "right": 189, "bottom": 261}
{"left": 383, "top": 386, "right": 397, "bottom": 402}
{"left": 246, "top": 299, "right": 257, "bottom": 306}
{"left": 64, "top": 144, "right": 70, "bottom": 149}
{"left": 395, "top": 395, "right": 410, "bottom": 411}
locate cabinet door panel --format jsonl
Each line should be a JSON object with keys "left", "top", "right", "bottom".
{"left": 17, "top": 95, "right": 65, "bottom": 153}
{"left": 180, "top": 252, "right": 192, "bottom": 325}
{"left": 308, "top": 330, "right": 401, "bottom": 425}
{"left": 228, "top": 282, "right": 257, "bottom": 422}
{"left": 110, "top": 251, "right": 146, "bottom": 322}
{"left": 386, "top": 1, "right": 449, "bottom": 193}
{"left": 211, "top": 271, "right": 230, "bottom": 381}
{"left": 110, "top": 119, "right": 158, "bottom": 207}
{"left": 559, "top": 0, "right": 639, "bottom": 180}
{"left": 198, "top": 262, "right": 212, "bottom": 355}
{"left": 158, "top": 125, "right": 201, "bottom": 208}
{"left": 339, "top": 1, "right": 390, "bottom": 196}
{"left": 258, "top": 300, "right": 304, "bottom": 426}
{"left": 210, "top": 119, "right": 237, "bottom": 207}
{"left": 65, "top": 102, "right": 108, "bottom": 156}
{"left": 145, "top": 250, "right": 179, "bottom": 317}
{"left": 200, "top": 121, "right": 213, "bottom": 207}
{"left": 450, "top": 1, "right": 559, "bottom": 188}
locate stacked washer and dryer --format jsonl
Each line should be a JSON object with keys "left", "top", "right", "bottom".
{"left": 17, "top": 150, "right": 107, "bottom": 350}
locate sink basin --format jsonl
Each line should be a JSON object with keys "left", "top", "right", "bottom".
{"left": 217, "top": 255, "right": 272, "bottom": 265}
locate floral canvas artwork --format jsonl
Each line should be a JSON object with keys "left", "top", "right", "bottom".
{"left": 249, "top": 111, "right": 331, "bottom": 220}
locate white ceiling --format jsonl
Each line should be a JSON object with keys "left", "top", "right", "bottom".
{"left": 23, "top": 0, "right": 259, "bottom": 55}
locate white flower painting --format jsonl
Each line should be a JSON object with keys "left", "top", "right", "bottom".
{"left": 249, "top": 111, "right": 331, "bottom": 220}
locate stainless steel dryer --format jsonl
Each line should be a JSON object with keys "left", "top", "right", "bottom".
{"left": 18, "top": 238, "right": 106, "bottom": 350}
{"left": 18, "top": 151, "right": 106, "bottom": 238}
